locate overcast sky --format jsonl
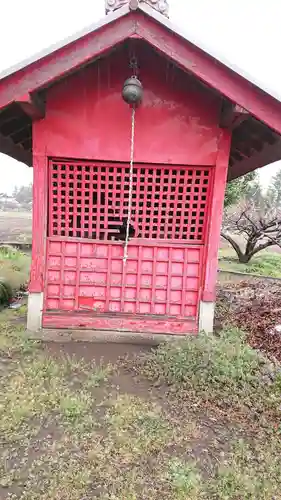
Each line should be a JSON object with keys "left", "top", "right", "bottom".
{"left": 1, "top": 0, "right": 281, "bottom": 193}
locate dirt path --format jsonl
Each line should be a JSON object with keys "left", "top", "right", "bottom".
{"left": 44, "top": 341, "right": 151, "bottom": 365}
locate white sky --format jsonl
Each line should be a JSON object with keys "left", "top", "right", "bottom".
{"left": 1, "top": 0, "right": 281, "bottom": 193}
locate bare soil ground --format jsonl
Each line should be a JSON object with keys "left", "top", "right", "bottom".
{"left": 0, "top": 305, "right": 281, "bottom": 499}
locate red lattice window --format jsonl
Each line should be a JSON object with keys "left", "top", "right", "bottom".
{"left": 48, "top": 160, "right": 212, "bottom": 243}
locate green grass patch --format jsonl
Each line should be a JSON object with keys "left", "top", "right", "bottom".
{"left": 0, "top": 353, "right": 95, "bottom": 445}
{"left": 106, "top": 394, "right": 172, "bottom": 458}
{"left": 1, "top": 313, "right": 281, "bottom": 499}
{"left": 0, "top": 246, "right": 30, "bottom": 291}
{"left": 131, "top": 328, "right": 281, "bottom": 498}
{"left": 0, "top": 278, "right": 13, "bottom": 305}
{"left": 84, "top": 363, "right": 112, "bottom": 389}
{"left": 136, "top": 328, "right": 280, "bottom": 418}
{"left": 219, "top": 247, "right": 281, "bottom": 277}
{"left": 208, "top": 437, "right": 281, "bottom": 499}
{"left": 167, "top": 459, "right": 202, "bottom": 499}
{"left": 0, "top": 321, "right": 37, "bottom": 357}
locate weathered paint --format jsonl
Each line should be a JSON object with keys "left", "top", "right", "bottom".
{"left": 1, "top": 5, "right": 280, "bottom": 334}
{"left": 42, "top": 312, "right": 198, "bottom": 334}
{"left": 47, "top": 160, "right": 213, "bottom": 244}
{"left": 30, "top": 43, "right": 230, "bottom": 334}
{"left": 202, "top": 129, "right": 231, "bottom": 302}
{"left": 16, "top": 94, "right": 45, "bottom": 120}
{"left": 135, "top": 14, "right": 281, "bottom": 136}
{"left": 34, "top": 46, "right": 221, "bottom": 165}
{"left": 43, "top": 156, "right": 211, "bottom": 333}
{"left": 1, "top": 11, "right": 281, "bottom": 138}
{"left": 44, "top": 237, "right": 202, "bottom": 329}
{"left": 29, "top": 152, "right": 47, "bottom": 293}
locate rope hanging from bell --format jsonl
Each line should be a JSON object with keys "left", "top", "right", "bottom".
{"left": 122, "top": 55, "right": 143, "bottom": 265}
{"left": 123, "top": 106, "right": 135, "bottom": 265}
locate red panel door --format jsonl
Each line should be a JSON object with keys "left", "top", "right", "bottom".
{"left": 43, "top": 160, "right": 213, "bottom": 334}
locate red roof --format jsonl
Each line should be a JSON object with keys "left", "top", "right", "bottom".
{"left": 0, "top": 2, "right": 280, "bottom": 179}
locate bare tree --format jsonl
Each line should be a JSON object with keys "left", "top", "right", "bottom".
{"left": 222, "top": 201, "right": 281, "bottom": 263}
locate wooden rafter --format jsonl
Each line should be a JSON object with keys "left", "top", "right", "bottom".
{"left": 16, "top": 94, "right": 45, "bottom": 120}
{"left": 228, "top": 138, "right": 281, "bottom": 180}
{"left": 1, "top": 117, "right": 29, "bottom": 136}
{"left": 231, "top": 105, "right": 249, "bottom": 130}
{"left": 12, "top": 127, "right": 32, "bottom": 145}
{"left": 21, "top": 138, "right": 32, "bottom": 150}
{"left": 220, "top": 101, "right": 249, "bottom": 129}
{"left": 0, "top": 7, "right": 280, "bottom": 178}
{"left": 0, "top": 132, "right": 32, "bottom": 166}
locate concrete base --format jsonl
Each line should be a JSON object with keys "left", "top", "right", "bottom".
{"left": 198, "top": 301, "right": 215, "bottom": 334}
{"left": 27, "top": 292, "right": 43, "bottom": 332}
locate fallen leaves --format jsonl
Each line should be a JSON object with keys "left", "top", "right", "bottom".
{"left": 216, "top": 279, "right": 281, "bottom": 362}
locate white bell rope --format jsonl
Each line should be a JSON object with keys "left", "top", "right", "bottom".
{"left": 123, "top": 106, "right": 136, "bottom": 264}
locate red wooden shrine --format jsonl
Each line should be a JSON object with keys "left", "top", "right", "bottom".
{"left": 1, "top": 0, "right": 281, "bottom": 335}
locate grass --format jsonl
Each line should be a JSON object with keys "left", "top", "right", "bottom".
{"left": 135, "top": 328, "right": 281, "bottom": 425}
{"left": 219, "top": 246, "right": 281, "bottom": 277}
{"left": 84, "top": 364, "right": 112, "bottom": 389}
{"left": 0, "top": 308, "right": 281, "bottom": 499}
{"left": 128, "top": 329, "right": 281, "bottom": 498}
{"left": 168, "top": 459, "right": 202, "bottom": 499}
{"left": 105, "top": 394, "right": 172, "bottom": 457}
{"left": 0, "top": 246, "right": 30, "bottom": 292}
{"left": 208, "top": 438, "right": 281, "bottom": 499}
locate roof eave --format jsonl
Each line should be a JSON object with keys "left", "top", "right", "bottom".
{"left": 0, "top": 4, "right": 131, "bottom": 82}
{"left": 139, "top": 3, "right": 281, "bottom": 105}
{"left": 228, "top": 137, "right": 281, "bottom": 180}
{"left": 2, "top": 2, "right": 281, "bottom": 105}
{"left": 0, "top": 3, "right": 281, "bottom": 177}
{"left": 0, "top": 132, "right": 32, "bottom": 166}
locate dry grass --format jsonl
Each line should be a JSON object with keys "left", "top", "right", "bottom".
{"left": 0, "top": 309, "right": 281, "bottom": 499}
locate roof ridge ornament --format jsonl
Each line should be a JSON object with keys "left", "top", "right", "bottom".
{"left": 105, "top": 0, "right": 169, "bottom": 18}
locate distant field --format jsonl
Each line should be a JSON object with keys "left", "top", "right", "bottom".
{"left": 0, "top": 211, "right": 32, "bottom": 243}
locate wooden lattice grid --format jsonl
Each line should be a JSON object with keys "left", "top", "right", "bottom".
{"left": 48, "top": 160, "right": 213, "bottom": 243}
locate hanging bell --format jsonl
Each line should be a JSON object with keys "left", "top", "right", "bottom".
{"left": 122, "top": 76, "right": 143, "bottom": 106}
